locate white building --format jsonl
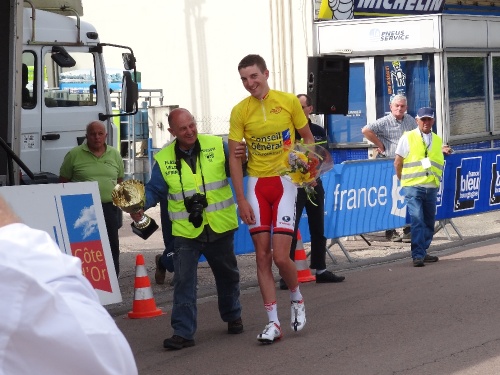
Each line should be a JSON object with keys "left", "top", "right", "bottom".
{"left": 82, "top": 0, "right": 320, "bottom": 135}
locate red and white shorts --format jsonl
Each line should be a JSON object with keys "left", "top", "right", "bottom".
{"left": 246, "top": 176, "right": 297, "bottom": 235}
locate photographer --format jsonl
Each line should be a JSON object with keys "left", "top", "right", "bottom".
{"left": 130, "top": 108, "right": 244, "bottom": 350}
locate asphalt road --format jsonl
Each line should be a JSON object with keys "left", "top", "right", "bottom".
{"left": 109, "top": 211, "right": 500, "bottom": 374}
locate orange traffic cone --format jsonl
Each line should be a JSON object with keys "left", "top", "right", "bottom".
{"left": 128, "top": 254, "right": 164, "bottom": 319}
{"left": 295, "top": 230, "right": 316, "bottom": 283}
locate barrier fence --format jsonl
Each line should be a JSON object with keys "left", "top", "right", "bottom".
{"left": 231, "top": 149, "right": 500, "bottom": 255}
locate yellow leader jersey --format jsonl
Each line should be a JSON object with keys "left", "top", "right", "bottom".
{"left": 229, "top": 90, "right": 308, "bottom": 177}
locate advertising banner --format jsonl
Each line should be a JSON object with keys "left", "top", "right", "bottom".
{"left": 316, "top": 0, "right": 445, "bottom": 21}
{"left": 437, "top": 150, "right": 500, "bottom": 218}
{"left": 383, "top": 58, "right": 407, "bottom": 113}
{"left": 0, "top": 182, "right": 121, "bottom": 305}
{"left": 231, "top": 149, "right": 500, "bottom": 255}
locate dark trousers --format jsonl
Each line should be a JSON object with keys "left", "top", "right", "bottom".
{"left": 289, "top": 180, "right": 327, "bottom": 270}
{"left": 102, "top": 202, "right": 120, "bottom": 276}
{"left": 171, "top": 234, "right": 241, "bottom": 340}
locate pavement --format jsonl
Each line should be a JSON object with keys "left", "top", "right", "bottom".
{"left": 107, "top": 209, "right": 500, "bottom": 374}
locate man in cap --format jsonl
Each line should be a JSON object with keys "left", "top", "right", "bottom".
{"left": 394, "top": 107, "right": 452, "bottom": 267}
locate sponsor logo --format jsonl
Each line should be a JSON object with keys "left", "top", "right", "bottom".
{"left": 282, "top": 129, "right": 292, "bottom": 148}
{"left": 250, "top": 131, "right": 284, "bottom": 155}
{"left": 489, "top": 154, "right": 500, "bottom": 205}
{"left": 356, "top": 0, "right": 445, "bottom": 15}
{"left": 454, "top": 157, "right": 481, "bottom": 211}
{"left": 282, "top": 216, "right": 291, "bottom": 222}
{"left": 270, "top": 106, "right": 283, "bottom": 114}
{"left": 61, "top": 194, "right": 112, "bottom": 292}
{"left": 380, "top": 30, "right": 409, "bottom": 41}
{"left": 436, "top": 160, "right": 445, "bottom": 209}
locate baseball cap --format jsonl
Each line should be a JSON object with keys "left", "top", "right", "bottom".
{"left": 416, "top": 107, "right": 435, "bottom": 119}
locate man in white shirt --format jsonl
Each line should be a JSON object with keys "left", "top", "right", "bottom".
{"left": 0, "top": 195, "right": 138, "bottom": 375}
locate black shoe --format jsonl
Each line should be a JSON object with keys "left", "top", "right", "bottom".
{"left": 316, "top": 270, "right": 345, "bottom": 283}
{"left": 279, "top": 278, "right": 288, "bottom": 290}
{"left": 413, "top": 258, "right": 425, "bottom": 267}
{"left": 228, "top": 317, "right": 244, "bottom": 334}
{"left": 163, "top": 335, "right": 195, "bottom": 350}
{"left": 401, "top": 232, "right": 411, "bottom": 243}
{"left": 386, "top": 229, "right": 402, "bottom": 242}
{"left": 155, "top": 254, "right": 167, "bottom": 285}
{"left": 424, "top": 254, "right": 439, "bottom": 263}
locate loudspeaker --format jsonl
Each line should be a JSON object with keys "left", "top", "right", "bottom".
{"left": 307, "top": 56, "right": 349, "bottom": 115}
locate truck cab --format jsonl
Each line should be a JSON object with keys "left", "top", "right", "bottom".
{"left": 19, "top": 3, "right": 137, "bottom": 181}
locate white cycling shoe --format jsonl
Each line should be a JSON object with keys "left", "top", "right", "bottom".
{"left": 257, "top": 322, "right": 282, "bottom": 344}
{"left": 291, "top": 300, "right": 306, "bottom": 332}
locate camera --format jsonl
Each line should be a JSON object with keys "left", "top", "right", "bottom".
{"left": 184, "top": 193, "right": 208, "bottom": 228}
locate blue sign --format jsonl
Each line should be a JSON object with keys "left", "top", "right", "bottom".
{"left": 231, "top": 149, "right": 500, "bottom": 255}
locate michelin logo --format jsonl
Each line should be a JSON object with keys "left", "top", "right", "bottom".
{"left": 490, "top": 154, "right": 500, "bottom": 205}
{"left": 454, "top": 157, "right": 481, "bottom": 211}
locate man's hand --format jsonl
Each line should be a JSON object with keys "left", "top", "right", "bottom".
{"left": 234, "top": 141, "right": 247, "bottom": 163}
{"left": 442, "top": 145, "right": 454, "bottom": 155}
{"left": 130, "top": 209, "right": 144, "bottom": 223}
{"left": 237, "top": 199, "right": 255, "bottom": 225}
{"left": 376, "top": 147, "right": 386, "bottom": 157}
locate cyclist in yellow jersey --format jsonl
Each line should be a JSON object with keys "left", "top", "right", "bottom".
{"left": 228, "top": 54, "right": 314, "bottom": 344}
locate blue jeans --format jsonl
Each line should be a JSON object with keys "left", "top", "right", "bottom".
{"left": 171, "top": 234, "right": 241, "bottom": 340}
{"left": 403, "top": 186, "right": 438, "bottom": 260}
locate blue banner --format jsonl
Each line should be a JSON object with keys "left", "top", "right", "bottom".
{"left": 231, "top": 149, "right": 500, "bottom": 255}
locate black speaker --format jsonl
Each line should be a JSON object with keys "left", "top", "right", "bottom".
{"left": 307, "top": 56, "right": 349, "bottom": 115}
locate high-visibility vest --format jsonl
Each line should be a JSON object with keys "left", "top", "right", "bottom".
{"left": 401, "top": 128, "right": 444, "bottom": 187}
{"left": 154, "top": 134, "right": 237, "bottom": 238}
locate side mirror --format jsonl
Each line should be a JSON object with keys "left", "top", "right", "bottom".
{"left": 51, "top": 46, "right": 76, "bottom": 68}
{"left": 122, "top": 53, "right": 136, "bottom": 71}
{"left": 121, "top": 71, "right": 138, "bottom": 113}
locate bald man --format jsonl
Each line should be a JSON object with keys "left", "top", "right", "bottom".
{"left": 130, "top": 108, "right": 244, "bottom": 350}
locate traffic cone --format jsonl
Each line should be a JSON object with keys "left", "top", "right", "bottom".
{"left": 128, "top": 254, "right": 164, "bottom": 319}
{"left": 295, "top": 230, "right": 316, "bottom": 283}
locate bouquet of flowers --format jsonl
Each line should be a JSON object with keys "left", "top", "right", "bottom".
{"left": 278, "top": 142, "right": 333, "bottom": 204}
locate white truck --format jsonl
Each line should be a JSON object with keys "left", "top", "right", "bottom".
{"left": 3, "top": 0, "right": 138, "bottom": 185}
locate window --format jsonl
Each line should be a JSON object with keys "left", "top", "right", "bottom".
{"left": 374, "top": 54, "right": 435, "bottom": 119}
{"left": 22, "top": 51, "right": 36, "bottom": 109}
{"left": 44, "top": 50, "right": 97, "bottom": 108}
{"left": 447, "top": 56, "right": 488, "bottom": 137}
{"left": 492, "top": 55, "right": 500, "bottom": 133}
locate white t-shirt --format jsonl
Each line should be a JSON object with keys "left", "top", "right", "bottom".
{"left": 0, "top": 223, "right": 138, "bottom": 375}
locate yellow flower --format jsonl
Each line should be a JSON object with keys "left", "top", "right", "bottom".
{"left": 289, "top": 170, "right": 311, "bottom": 185}
{"left": 297, "top": 152, "right": 308, "bottom": 163}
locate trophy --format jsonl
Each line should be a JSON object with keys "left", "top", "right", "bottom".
{"left": 111, "top": 179, "right": 159, "bottom": 240}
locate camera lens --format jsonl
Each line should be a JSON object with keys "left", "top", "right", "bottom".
{"left": 184, "top": 193, "right": 208, "bottom": 228}
{"left": 189, "top": 203, "right": 204, "bottom": 228}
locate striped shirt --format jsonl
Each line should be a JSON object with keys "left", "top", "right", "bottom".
{"left": 365, "top": 113, "right": 417, "bottom": 157}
